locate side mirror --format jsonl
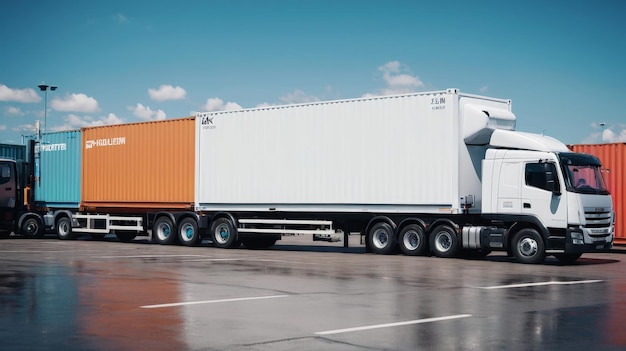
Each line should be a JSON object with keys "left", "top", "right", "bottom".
{"left": 544, "top": 163, "right": 561, "bottom": 196}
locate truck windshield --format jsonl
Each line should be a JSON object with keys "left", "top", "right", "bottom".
{"left": 559, "top": 152, "right": 609, "bottom": 195}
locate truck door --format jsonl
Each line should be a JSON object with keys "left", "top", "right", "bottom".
{"left": 521, "top": 162, "right": 567, "bottom": 229}
{"left": 0, "top": 161, "right": 17, "bottom": 209}
{"left": 495, "top": 160, "right": 522, "bottom": 215}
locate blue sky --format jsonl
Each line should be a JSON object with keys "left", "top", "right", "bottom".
{"left": 1, "top": 0, "right": 625, "bottom": 145}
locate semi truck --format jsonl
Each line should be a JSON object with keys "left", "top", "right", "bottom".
{"left": 0, "top": 89, "right": 614, "bottom": 264}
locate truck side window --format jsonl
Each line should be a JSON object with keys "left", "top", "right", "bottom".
{"left": 525, "top": 163, "right": 557, "bottom": 192}
{"left": 0, "top": 165, "right": 11, "bottom": 185}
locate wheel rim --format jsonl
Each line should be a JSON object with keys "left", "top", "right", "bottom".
{"left": 518, "top": 237, "right": 538, "bottom": 257}
{"left": 181, "top": 223, "right": 194, "bottom": 241}
{"left": 403, "top": 230, "right": 420, "bottom": 250}
{"left": 58, "top": 219, "right": 70, "bottom": 236}
{"left": 215, "top": 224, "right": 230, "bottom": 244}
{"left": 435, "top": 231, "right": 452, "bottom": 252}
{"left": 158, "top": 223, "right": 171, "bottom": 241}
{"left": 373, "top": 229, "right": 389, "bottom": 249}
{"left": 25, "top": 220, "right": 38, "bottom": 235}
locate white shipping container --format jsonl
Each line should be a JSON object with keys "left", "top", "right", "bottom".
{"left": 195, "top": 89, "right": 513, "bottom": 213}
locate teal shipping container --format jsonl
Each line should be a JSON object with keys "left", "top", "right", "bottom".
{"left": 26, "top": 131, "right": 82, "bottom": 209}
{"left": 0, "top": 143, "right": 27, "bottom": 186}
{"left": 0, "top": 143, "right": 26, "bottom": 161}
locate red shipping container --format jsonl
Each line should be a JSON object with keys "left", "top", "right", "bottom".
{"left": 569, "top": 143, "right": 625, "bottom": 244}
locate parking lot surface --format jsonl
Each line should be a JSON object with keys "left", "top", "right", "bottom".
{"left": 1, "top": 235, "right": 625, "bottom": 351}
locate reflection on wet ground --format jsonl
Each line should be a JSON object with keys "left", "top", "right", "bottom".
{"left": 0, "top": 237, "right": 625, "bottom": 350}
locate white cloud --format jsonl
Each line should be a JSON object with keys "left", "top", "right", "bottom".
{"left": 202, "top": 97, "right": 242, "bottom": 112}
{"left": 113, "top": 13, "right": 128, "bottom": 23}
{"left": 0, "top": 125, "right": 6, "bottom": 131}
{"left": 0, "top": 84, "right": 40, "bottom": 103}
{"left": 128, "top": 103, "right": 166, "bottom": 120}
{"left": 479, "top": 86, "right": 489, "bottom": 93}
{"left": 51, "top": 93, "right": 100, "bottom": 113}
{"left": 364, "top": 61, "right": 424, "bottom": 97}
{"left": 602, "top": 127, "right": 626, "bottom": 143}
{"left": 51, "top": 113, "right": 125, "bottom": 132}
{"left": 4, "top": 106, "right": 24, "bottom": 116}
{"left": 279, "top": 90, "right": 320, "bottom": 104}
{"left": 148, "top": 84, "right": 187, "bottom": 102}
{"left": 583, "top": 123, "right": 626, "bottom": 143}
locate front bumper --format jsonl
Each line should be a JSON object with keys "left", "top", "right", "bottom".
{"left": 565, "top": 228, "right": 613, "bottom": 253}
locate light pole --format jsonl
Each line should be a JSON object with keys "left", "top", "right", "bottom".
{"left": 38, "top": 83, "right": 57, "bottom": 138}
{"left": 599, "top": 122, "right": 606, "bottom": 143}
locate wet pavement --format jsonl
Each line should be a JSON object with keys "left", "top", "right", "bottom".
{"left": 1, "top": 235, "right": 625, "bottom": 350}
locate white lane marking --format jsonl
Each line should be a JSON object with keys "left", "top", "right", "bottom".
{"left": 140, "top": 295, "right": 289, "bottom": 309}
{"left": 478, "top": 280, "right": 603, "bottom": 290}
{"left": 95, "top": 254, "right": 207, "bottom": 259}
{"left": 315, "top": 314, "right": 472, "bottom": 335}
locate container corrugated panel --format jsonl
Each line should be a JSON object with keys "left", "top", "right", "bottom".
{"left": 25, "top": 131, "right": 82, "bottom": 208}
{"left": 0, "top": 143, "right": 26, "bottom": 161}
{"left": 81, "top": 117, "right": 195, "bottom": 212}
{"left": 569, "top": 143, "right": 625, "bottom": 243}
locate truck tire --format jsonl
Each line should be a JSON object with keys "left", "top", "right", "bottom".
{"left": 57, "top": 217, "right": 75, "bottom": 240}
{"left": 153, "top": 216, "right": 178, "bottom": 245}
{"left": 178, "top": 217, "right": 201, "bottom": 246}
{"left": 511, "top": 228, "right": 546, "bottom": 264}
{"left": 553, "top": 253, "right": 582, "bottom": 265}
{"left": 429, "top": 225, "right": 460, "bottom": 258}
{"left": 210, "top": 217, "right": 239, "bottom": 248}
{"left": 367, "top": 222, "right": 396, "bottom": 255}
{"left": 21, "top": 216, "right": 43, "bottom": 238}
{"left": 115, "top": 231, "right": 137, "bottom": 242}
{"left": 399, "top": 224, "right": 428, "bottom": 256}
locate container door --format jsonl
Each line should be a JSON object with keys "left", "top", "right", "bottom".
{"left": 0, "top": 161, "right": 17, "bottom": 209}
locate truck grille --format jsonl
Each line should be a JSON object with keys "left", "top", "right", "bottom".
{"left": 584, "top": 207, "right": 612, "bottom": 229}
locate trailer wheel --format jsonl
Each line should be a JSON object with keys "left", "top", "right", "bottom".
{"left": 21, "top": 216, "right": 43, "bottom": 238}
{"left": 399, "top": 224, "right": 428, "bottom": 256}
{"left": 57, "top": 217, "right": 74, "bottom": 240}
{"left": 115, "top": 231, "right": 137, "bottom": 242}
{"left": 367, "top": 222, "right": 396, "bottom": 255}
{"left": 511, "top": 228, "right": 546, "bottom": 264}
{"left": 429, "top": 225, "right": 459, "bottom": 258}
{"left": 210, "top": 217, "right": 239, "bottom": 248}
{"left": 178, "top": 217, "right": 201, "bottom": 246}
{"left": 153, "top": 216, "right": 178, "bottom": 245}
{"left": 553, "top": 253, "right": 582, "bottom": 265}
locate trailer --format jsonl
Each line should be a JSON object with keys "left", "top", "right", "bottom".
{"left": 0, "top": 89, "right": 614, "bottom": 264}
{"left": 193, "top": 88, "right": 613, "bottom": 263}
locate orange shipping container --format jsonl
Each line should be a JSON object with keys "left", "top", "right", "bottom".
{"left": 569, "top": 143, "right": 625, "bottom": 244}
{"left": 81, "top": 117, "right": 195, "bottom": 212}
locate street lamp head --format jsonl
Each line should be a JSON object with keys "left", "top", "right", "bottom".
{"left": 50, "top": 86, "right": 57, "bottom": 91}
{"left": 38, "top": 84, "right": 49, "bottom": 91}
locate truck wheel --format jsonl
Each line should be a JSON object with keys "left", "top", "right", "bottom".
{"left": 367, "top": 222, "right": 396, "bottom": 255}
{"left": 153, "top": 216, "right": 178, "bottom": 245}
{"left": 21, "top": 217, "right": 43, "bottom": 238}
{"left": 511, "top": 228, "right": 546, "bottom": 264}
{"left": 210, "top": 218, "right": 239, "bottom": 248}
{"left": 553, "top": 253, "right": 582, "bottom": 265}
{"left": 115, "top": 231, "right": 137, "bottom": 242}
{"left": 178, "top": 217, "right": 201, "bottom": 246}
{"left": 57, "top": 217, "right": 75, "bottom": 240}
{"left": 399, "top": 224, "right": 428, "bottom": 256}
{"left": 429, "top": 225, "right": 459, "bottom": 258}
